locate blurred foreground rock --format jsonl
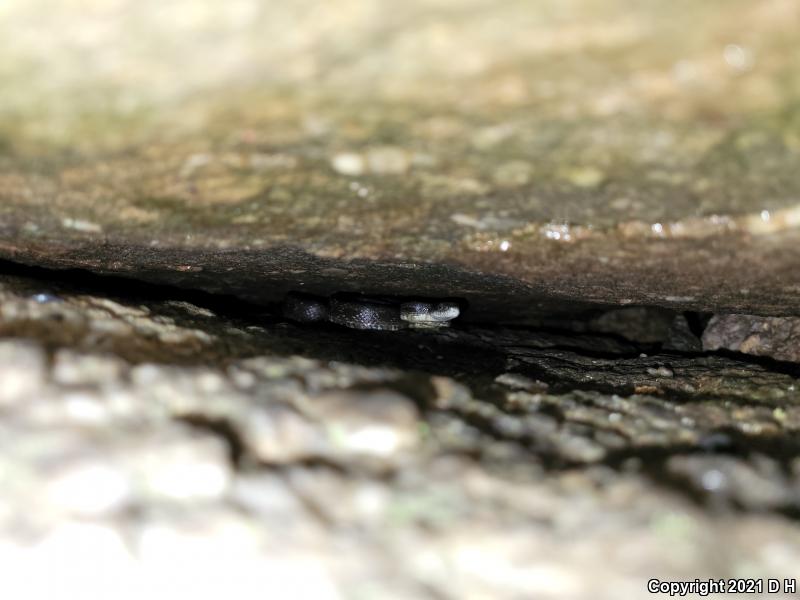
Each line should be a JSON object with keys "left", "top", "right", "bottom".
{"left": 2, "top": 273, "right": 800, "bottom": 599}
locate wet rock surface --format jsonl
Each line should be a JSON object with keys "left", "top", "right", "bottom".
{"left": 2, "top": 270, "right": 800, "bottom": 598}
{"left": 2, "top": 0, "right": 800, "bottom": 318}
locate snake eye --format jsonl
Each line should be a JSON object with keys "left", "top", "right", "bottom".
{"left": 433, "top": 303, "right": 460, "bottom": 320}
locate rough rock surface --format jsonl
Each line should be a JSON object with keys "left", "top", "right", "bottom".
{"left": 3, "top": 0, "right": 800, "bottom": 597}
{"left": 703, "top": 313, "right": 800, "bottom": 364}
{"left": 2, "top": 0, "right": 800, "bottom": 319}
{"left": 2, "top": 271, "right": 800, "bottom": 598}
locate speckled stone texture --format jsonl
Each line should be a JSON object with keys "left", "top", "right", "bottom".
{"left": 2, "top": 273, "right": 800, "bottom": 599}
{"left": 702, "top": 314, "right": 800, "bottom": 363}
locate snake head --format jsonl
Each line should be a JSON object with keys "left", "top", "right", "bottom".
{"left": 400, "top": 300, "right": 460, "bottom": 327}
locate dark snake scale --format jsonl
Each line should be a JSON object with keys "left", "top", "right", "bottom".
{"left": 282, "top": 292, "right": 461, "bottom": 331}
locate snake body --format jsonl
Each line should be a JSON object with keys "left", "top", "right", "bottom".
{"left": 283, "top": 292, "right": 461, "bottom": 331}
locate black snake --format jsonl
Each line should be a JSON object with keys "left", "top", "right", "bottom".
{"left": 283, "top": 292, "right": 461, "bottom": 331}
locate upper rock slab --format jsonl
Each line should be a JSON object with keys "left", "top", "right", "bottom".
{"left": 1, "top": 0, "right": 800, "bottom": 319}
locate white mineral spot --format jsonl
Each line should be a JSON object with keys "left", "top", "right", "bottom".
{"left": 331, "top": 152, "right": 365, "bottom": 176}
{"left": 723, "top": 44, "right": 753, "bottom": 72}
{"left": 651, "top": 223, "right": 664, "bottom": 235}
{"left": 561, "top": 166, "right": 605, "bottom": 188}
{"left": 354, "top": 185, "right": 370, "bottom": 198}
{"left": 62, "top": 218, "right": 103, "bottom": 233}
{"left": 344, "top": 425, "right": 407, "bottom": 457}
{"left": 450, "top": 213, "right": 483, "bottom": 228}
{"left": 701, "top": 469, "right": 726, "bottom": 491}
{"left": 31, "top": 292, "right": 60, "bottom": 303}
{"left": 646, "top": 366, "right": 674, "bottom": 378}
{"left": 760, "top": 209, "right": 771, "bottom": 221}
{"left": 542, "top": 222, "right": 572, "bottom": 241}
{"left": 499, "top": 240, "right": 511, "bottom": 252}
{"left": 494, "top": 373, "right": 543, "bottom": 391}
